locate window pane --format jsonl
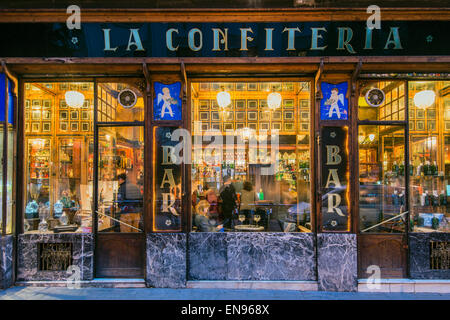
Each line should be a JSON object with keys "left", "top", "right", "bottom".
{"left": 191, "top": 81, "right": 311, "bottom": 233}
{"left": 359, "top": 81, "right": 406, "bottom": 121}
{"left": 24, "top": 82, "right": 94, "bottom": 233}
{"left": 359, "top": 125, "right": 406, "bottom": 233}
{"left": 96, "top": 82, "right": 144, "bottom": 122}
{"left": 410, "top": 81, "right": 450, "bottom": 232}
{"left": 97, "top": 126, "right": 144, "bottom": 233}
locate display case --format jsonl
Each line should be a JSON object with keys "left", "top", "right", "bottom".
{"left": 25, "top": 138, "right": 52, "bottom": 229}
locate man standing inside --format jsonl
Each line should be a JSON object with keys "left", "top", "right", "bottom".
{"left": 219, "top": 175, "right": 238, "bottom": 230}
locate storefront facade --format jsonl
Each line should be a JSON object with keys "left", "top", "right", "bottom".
{"left": 0, "top": 7, "right": 449, "bottom": 292}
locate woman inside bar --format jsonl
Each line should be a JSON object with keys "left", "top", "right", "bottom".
{"left": 194, "top": 200, "right": 223, "bottom": 232}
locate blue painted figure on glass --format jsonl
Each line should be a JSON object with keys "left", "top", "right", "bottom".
{"left": 153, "top": 82, "right": 182, "bottom": 121}
{"left": 320, "top": 82, "right": 348, "bottom": 120}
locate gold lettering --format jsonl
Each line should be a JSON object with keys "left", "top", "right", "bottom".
{"left": 325, "top": 169, "right": 342, "bottom": 188}
{"left": 212, "top": 28, "right": 228, "bottom": 51}
{"left": 126, "top": 29, "right": 145, "bottom": 51}
{"left": 240, "top": 28, "right": 254, "bottom": 51}
{"left": 326, "top": 145, "right": 342, "bottom": 165}
{"left": 162, "top": 146, "right": 177, "bottom": 164}
{"left": 160, "top": 169, "right": 176, "bottom": 189}
{"left": 328, "top": 193, "right": 345, "bottom": 216}
{"left": 283, "top": 27, "right": 301, "bottom": 51}
{"left": 162, "top": 192, "right": 176, "bottom": 212}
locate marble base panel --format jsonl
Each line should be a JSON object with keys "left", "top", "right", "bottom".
{"left": 146, "top": 233, "right": 186, "bottom": 288}
{"left": 317, "top": 233, "right": 357, "bottom": 292}
{"left": 409, "top": 233, "right": 450, "bottom": 279}
{"left": 188, "top": 232, "right": 316, "bottom": 281}
{"left": 17, "top": 233, "right": 94, "bottom": 281}
{"left": 0, "top": 235, "right": 14, "bottom": 289}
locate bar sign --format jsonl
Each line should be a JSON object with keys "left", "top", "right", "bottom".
{"left": 320, "top": 126, "right": 350, "bottom": 232}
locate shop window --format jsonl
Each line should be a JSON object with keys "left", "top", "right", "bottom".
{"left": 191, "top": 81, "right": 312, "bottom": 233}
{"left": 358, "top": 81, "right": 406, "bottom": 121}
{"left": 97, "top": 82, "right": 144, "bottom": 122}
{"left": 358, "top": 125, "right": 406, "bottom": 233}
{"left": 23, "top": 82, "right": 94, "bottom": 234}
{"left": 409, "top": 81, "right": 450, "bottom": 232}
{"left": 0, "top": 74, "right": 15, "bottom": 235}
{"left": 97, "top": 126, "right": 144, "bottom": 233}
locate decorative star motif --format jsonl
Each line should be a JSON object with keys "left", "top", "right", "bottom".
{"left": 165, "top": 220, "right": 172, "bottom": 226}
{"left": 166, "top": 132, "right": 172, "bottom": 139}
{"left": 331, "top": 220, "right": 337, "bottom": 227}
{"left": 426, "top": 35, "right": 433, "bottom": 43}
{"left": 330, "top": 132, "right": 336, "bottom": 138}
{"left": 71, "top": 37, "right": 78, "bottom": 45}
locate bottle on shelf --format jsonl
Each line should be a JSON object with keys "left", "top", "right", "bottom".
{"left": 432, "top": 190, "right": 439, "bottom": 207}
{"left": 399, "top": 162, "right": 405, "bottom": 176}
{"left": 424, "top": 160, "right": 431, "bottom": 176}
{"left": 258, "top": 188, "right": 264, "bottom": 200}
{"left": 439, "top": 190, "right": 447, "bottom": 206}
{"left": 392, "top": 161, "right": 399, "bottom": 176}
{"left": 432, "top": 161, "right": 438, "bottom": 176}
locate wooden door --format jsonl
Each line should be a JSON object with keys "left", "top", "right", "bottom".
{"left": 358, "top": 234, "right": 407, "bottom": 278}
{"left": 93, "top": 79, "right": 146, "bottom": 278}
{"left": 95, "top": 125, "right": 145, "bottom": 278}
{"left": 357, "top": 124, "right": 408, "bottom": 278}
{"left": 96, "top": 233, "right": 145, "bottom": 278}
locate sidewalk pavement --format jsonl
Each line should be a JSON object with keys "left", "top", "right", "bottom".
{"left": 1, "top": 286, "right": 449, "bottom": 300}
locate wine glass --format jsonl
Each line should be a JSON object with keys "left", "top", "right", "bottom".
{"left": 238, "top": 214, "right": 246, "bottom": 224}
{"left": 254, "top": 214, "right": 261, "bottom": 226}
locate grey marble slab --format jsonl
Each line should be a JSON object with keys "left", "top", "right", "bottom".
{"left": 0, "top": 235, "right": 14, "bottom": 289}
{"left": 317, "top": 233, "right": 357, "bottom": 292}
{"left": 188, "top": 232, "right": 227, "bottom": 280}
{"left": 188, "top": 232, "right": 316, "bottom": 281}
{"left": 227, "top": 232, "right": 316, "bottom": 281}
{"left": 409, "top": 233, "right": 450, "bottom": 279}
{"left": 146, "top": 233, "right": 186, "bottom": 288}
{"left": 17, "top": 233, "right": 94, "bottom": 282}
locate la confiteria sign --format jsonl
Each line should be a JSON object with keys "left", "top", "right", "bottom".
{"left": 102, "top": 25, "right": 402, "bottom": 54}
{"left": 0, "top": 21, "right": 446, "bottom": 57}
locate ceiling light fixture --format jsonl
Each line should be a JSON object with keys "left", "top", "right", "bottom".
{"left": 65, "top": 90, "right": 85, "bottom": 108}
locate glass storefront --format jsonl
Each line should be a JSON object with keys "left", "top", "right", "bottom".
{"left": 408, "top": 81, "right": 450, "bottom": 233}
{"left": 0, "top": 73, "right": 14, "bottom": 235}
{"left": 22, "top": 81, "right": 147, "bottom": 234}
{"left": 190, "top": 81, "right": 312, "bottom": 232}
{"left": 23, "top": 82, "right": 94, "bottom": 233}
{"left": 358, "top": 80, "right": 450, "bottom": 233}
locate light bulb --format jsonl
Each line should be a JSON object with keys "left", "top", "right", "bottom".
{"left": 65, "top": 90, "right": 85, "bottom": 108}
{"left": 414, "top": 90, "right": 435, "bottom": 109}
{"left": 216, "top": 90, "right": 231, "bottom": 109}
{"left": 369, "top": 134, "right": 375, "bottom": 142}
{"left": 358, "top": 135, "right": 365, "bottom": 144}
{"left": 267, "top": 91, "right": 282, "bottom": 110}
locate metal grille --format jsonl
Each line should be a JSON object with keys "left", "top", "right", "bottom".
{"left": 430, "top": 241, "right": 450, "bottom": 270}
{"left": 38, "top": 243, "right": 73, "bottom": 271}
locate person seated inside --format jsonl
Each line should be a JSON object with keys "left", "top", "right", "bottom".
{"left": 203, "top": 184, "right": 220, "bottom": 221}
{"left": 194, "top": 200, "right": 223, "bottom": 232}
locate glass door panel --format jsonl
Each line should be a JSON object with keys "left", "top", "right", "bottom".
{"left": 97, "top": 126, "right": 144, "bottom": 233}
{"left": 359, "top": 125, "right": 406, "bottom": 233}
{"left": 6, "top": 124, "right": 14, "bottom": 234}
